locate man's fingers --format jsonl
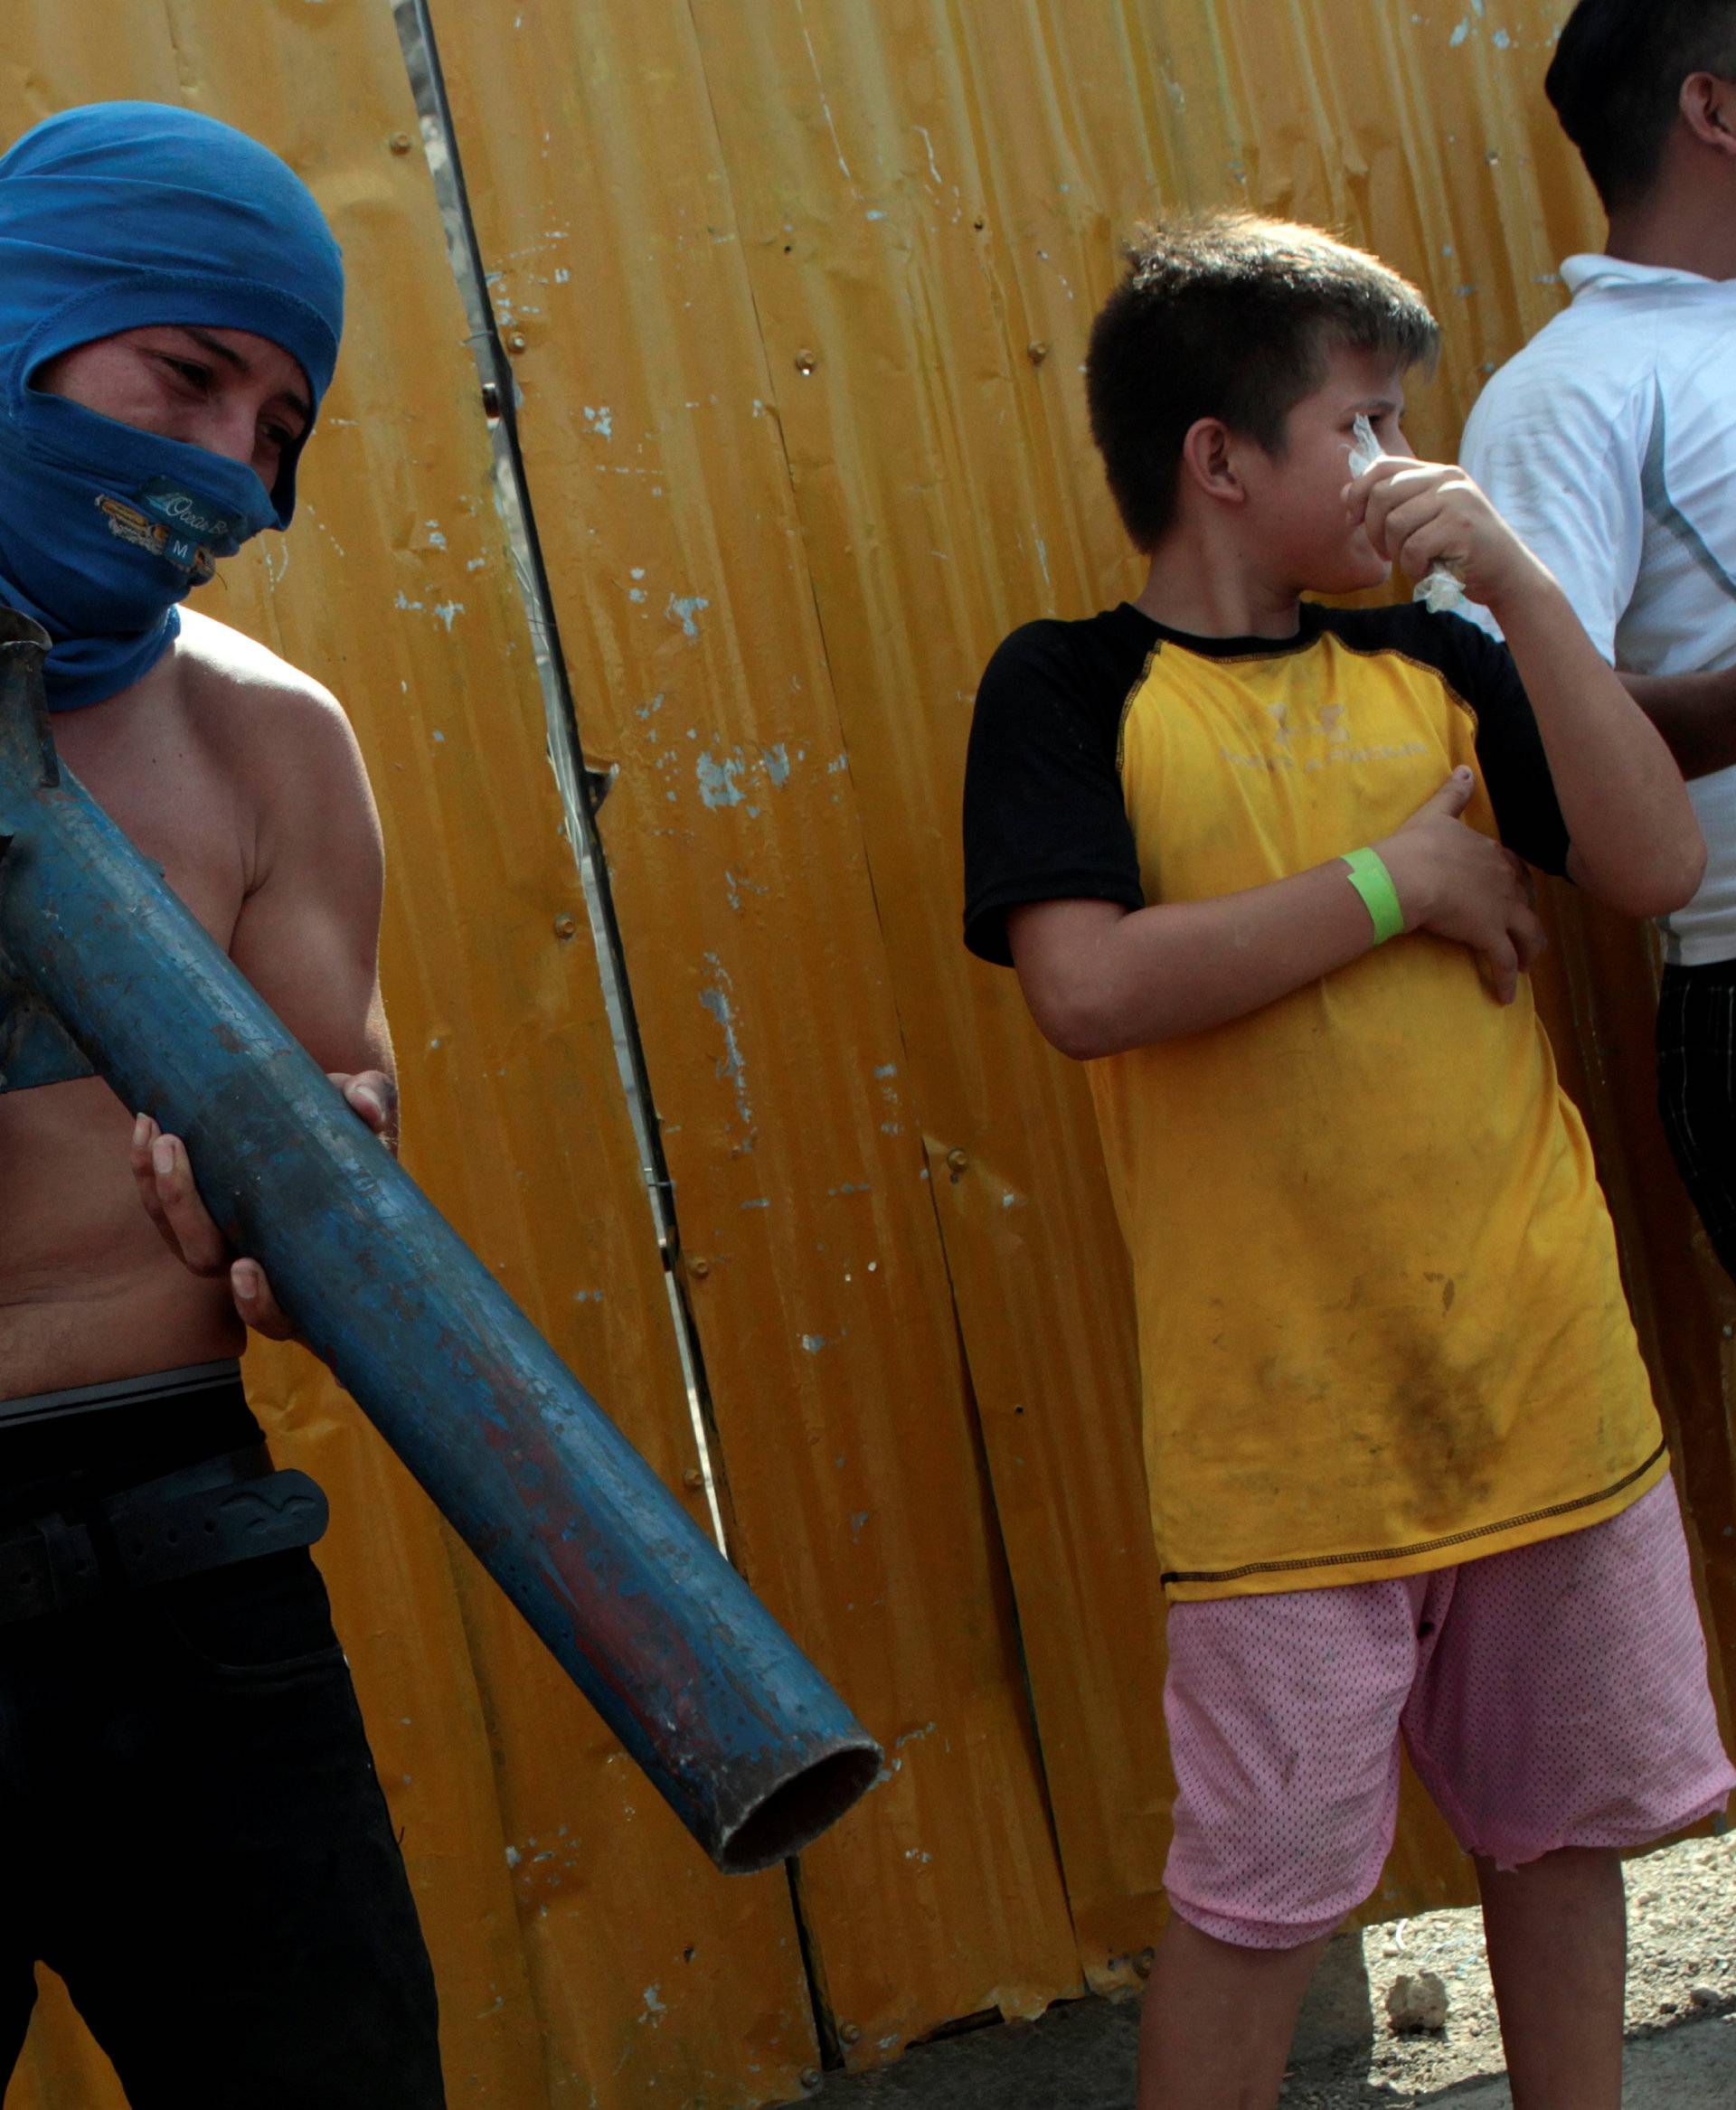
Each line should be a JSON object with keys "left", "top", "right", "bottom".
{"left": 130, "top": 1120, "right": 292, "bottom": 1340}
{"left": 343, "top": 1073, "right": 389, "bottom": 1133}
{"left": 130, "top": 1113, "right": 185, "bottom": 1258}
{"left": 231, "top": 1260, "right": 297, "bottom": 1342}
{"left": 147, "top": 1133, "right": 229, "bottom": 1276}
{"left": 130, "top": 1112, "right": 163, "bottom": 1210}
{"left": 329, "top": 1068, "right": 400, "bottom": 1151}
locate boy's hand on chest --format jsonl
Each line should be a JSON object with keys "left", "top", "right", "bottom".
{"left": 1376, "top": 768, "right": 1545, "bottom": 1005}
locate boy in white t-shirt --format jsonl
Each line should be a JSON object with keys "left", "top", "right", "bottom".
{"left": 1462, "top": 0, "right": 1736, "bottom": 1273}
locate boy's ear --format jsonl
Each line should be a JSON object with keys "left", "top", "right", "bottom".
{"left": 1679, "top": 71, "right": 1736, "bottom": 159}
{"left": 1178, "top": 417, "right": 1248, "bottom": 508}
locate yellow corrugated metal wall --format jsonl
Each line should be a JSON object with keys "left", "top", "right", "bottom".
{"left": 4, "top": 2, "right": 1731, "bottom": 2105}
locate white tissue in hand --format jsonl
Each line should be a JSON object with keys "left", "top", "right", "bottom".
{"left": 1347, "top": 412, "right": 1384, "bottom": 482}
{"left": 1347, "top": 414, "right": 1465, "bottom": 614}
{"left": 1415, "top": 567, "right": 1467, "bottom": 615}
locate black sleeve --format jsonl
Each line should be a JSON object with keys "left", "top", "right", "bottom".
{"left": 1427, "top": 612, "right": 1572, "bottom": 878}
{"left": 962, "top": 622, "right": 1145, "bottom": 966}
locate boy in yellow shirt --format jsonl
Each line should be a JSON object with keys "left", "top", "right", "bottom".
{"left": 963, "top": 214, "right": 1733, "bottom": 2110}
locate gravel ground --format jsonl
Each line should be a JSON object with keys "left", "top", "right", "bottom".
{"left": 783, "top": 1828, "right": 1734, "bottom": 2108}
{"left": 1280, "top": 1827, "right": 1735, "bottom": 2105}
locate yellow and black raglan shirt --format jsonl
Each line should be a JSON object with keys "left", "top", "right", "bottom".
{"left": 963, "top": 600, "right": 1665, "bottom": 1601}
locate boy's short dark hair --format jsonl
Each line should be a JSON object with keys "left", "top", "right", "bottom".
{"left": 1546, "top": 0, "right": 1736, "bottom": 211}
{"left": 1085, "top": 212, "right": 1439, "bottom": 551}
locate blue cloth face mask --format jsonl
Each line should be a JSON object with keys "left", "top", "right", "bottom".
{"left": 0, "top": 102, "right": 345, "bottom": 710}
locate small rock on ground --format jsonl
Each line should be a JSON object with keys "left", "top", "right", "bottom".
{"left": 1384, "top": 1971, "right": 1449, "bottom": 2035}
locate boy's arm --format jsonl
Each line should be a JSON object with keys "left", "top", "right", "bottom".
{"left": 1010, "top": 768, "right": 1542, "bottom": 1059}
{"left": 1353, "top": 460, "right": 1705, "bottom": 918}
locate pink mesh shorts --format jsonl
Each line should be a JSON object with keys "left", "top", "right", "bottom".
{"left": 1162, "top": 1474, "right": 1735, "bottom": 1950}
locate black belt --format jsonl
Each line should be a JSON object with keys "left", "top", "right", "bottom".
{"left": 0, "top": 1442, "right": 329, "bottom": 1626}
{"left": 0, "top": 1358, "right": 243, "bottom": 1430}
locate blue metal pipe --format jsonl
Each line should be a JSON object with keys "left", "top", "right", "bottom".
{"left": 0, "top": 609, "right": 878, "bottom": 1872}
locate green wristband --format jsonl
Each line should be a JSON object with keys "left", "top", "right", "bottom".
{"left": 1341, "top": 846, "right": 1406, "bottom": 945}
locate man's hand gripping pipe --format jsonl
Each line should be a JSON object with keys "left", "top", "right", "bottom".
{"left": 0, "top": 608, "right": 878, "bottom": 1874}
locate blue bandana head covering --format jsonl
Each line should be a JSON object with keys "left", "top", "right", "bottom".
{"left": 0, "top": 101, "right": 344, "bottom": 709}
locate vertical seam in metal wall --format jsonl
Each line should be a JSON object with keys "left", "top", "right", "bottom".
{"left": 390, "top": 0, "right": 735, "bottom": 1555}
{"left": 397, "top": 0, "right": 863, "bottom": 2066}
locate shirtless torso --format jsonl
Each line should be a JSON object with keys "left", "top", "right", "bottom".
{"left": 0, "top": 103, "right": 444, "bottom": 2103}
{"left": 0, "top": 606, "right": 390, "bottom": 1397}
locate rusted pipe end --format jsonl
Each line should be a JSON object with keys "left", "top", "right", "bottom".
{"left": 714, "top": 1738, "right": 882, "bottom": 1874}
{"left": 0, "top": 608, "right": 59, "bottom": 796}
{"left": 0, "top": 608, "right": 51, "bottom": 658}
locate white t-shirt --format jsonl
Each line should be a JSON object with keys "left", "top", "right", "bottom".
{"left": 1460, "top": 254, "right": 1736, "bottom": 965}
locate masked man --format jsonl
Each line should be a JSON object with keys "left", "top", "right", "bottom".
{"left": 0, "top": 103, "right": 444, "bottom": 2105}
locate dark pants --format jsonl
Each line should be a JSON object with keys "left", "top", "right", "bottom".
{"left": 1658, "top": 957, "right": 1736, "bottom": 1282}
{"left": 0, "top": 1381, "right": 444, "bottom": 2107}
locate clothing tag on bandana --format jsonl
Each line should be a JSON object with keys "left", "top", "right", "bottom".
{"left": 95, "top": 484, "right": 220, "bottom": 582}
{"left": 137, "top": 477, "right": 240, "bottom": 544}
{"left": 138, "top": 476, "right": 233, "bottom": 575}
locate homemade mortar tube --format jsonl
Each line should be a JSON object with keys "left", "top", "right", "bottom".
{"left": 0, "top": 609, "right": 879, "bottom": 1873}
